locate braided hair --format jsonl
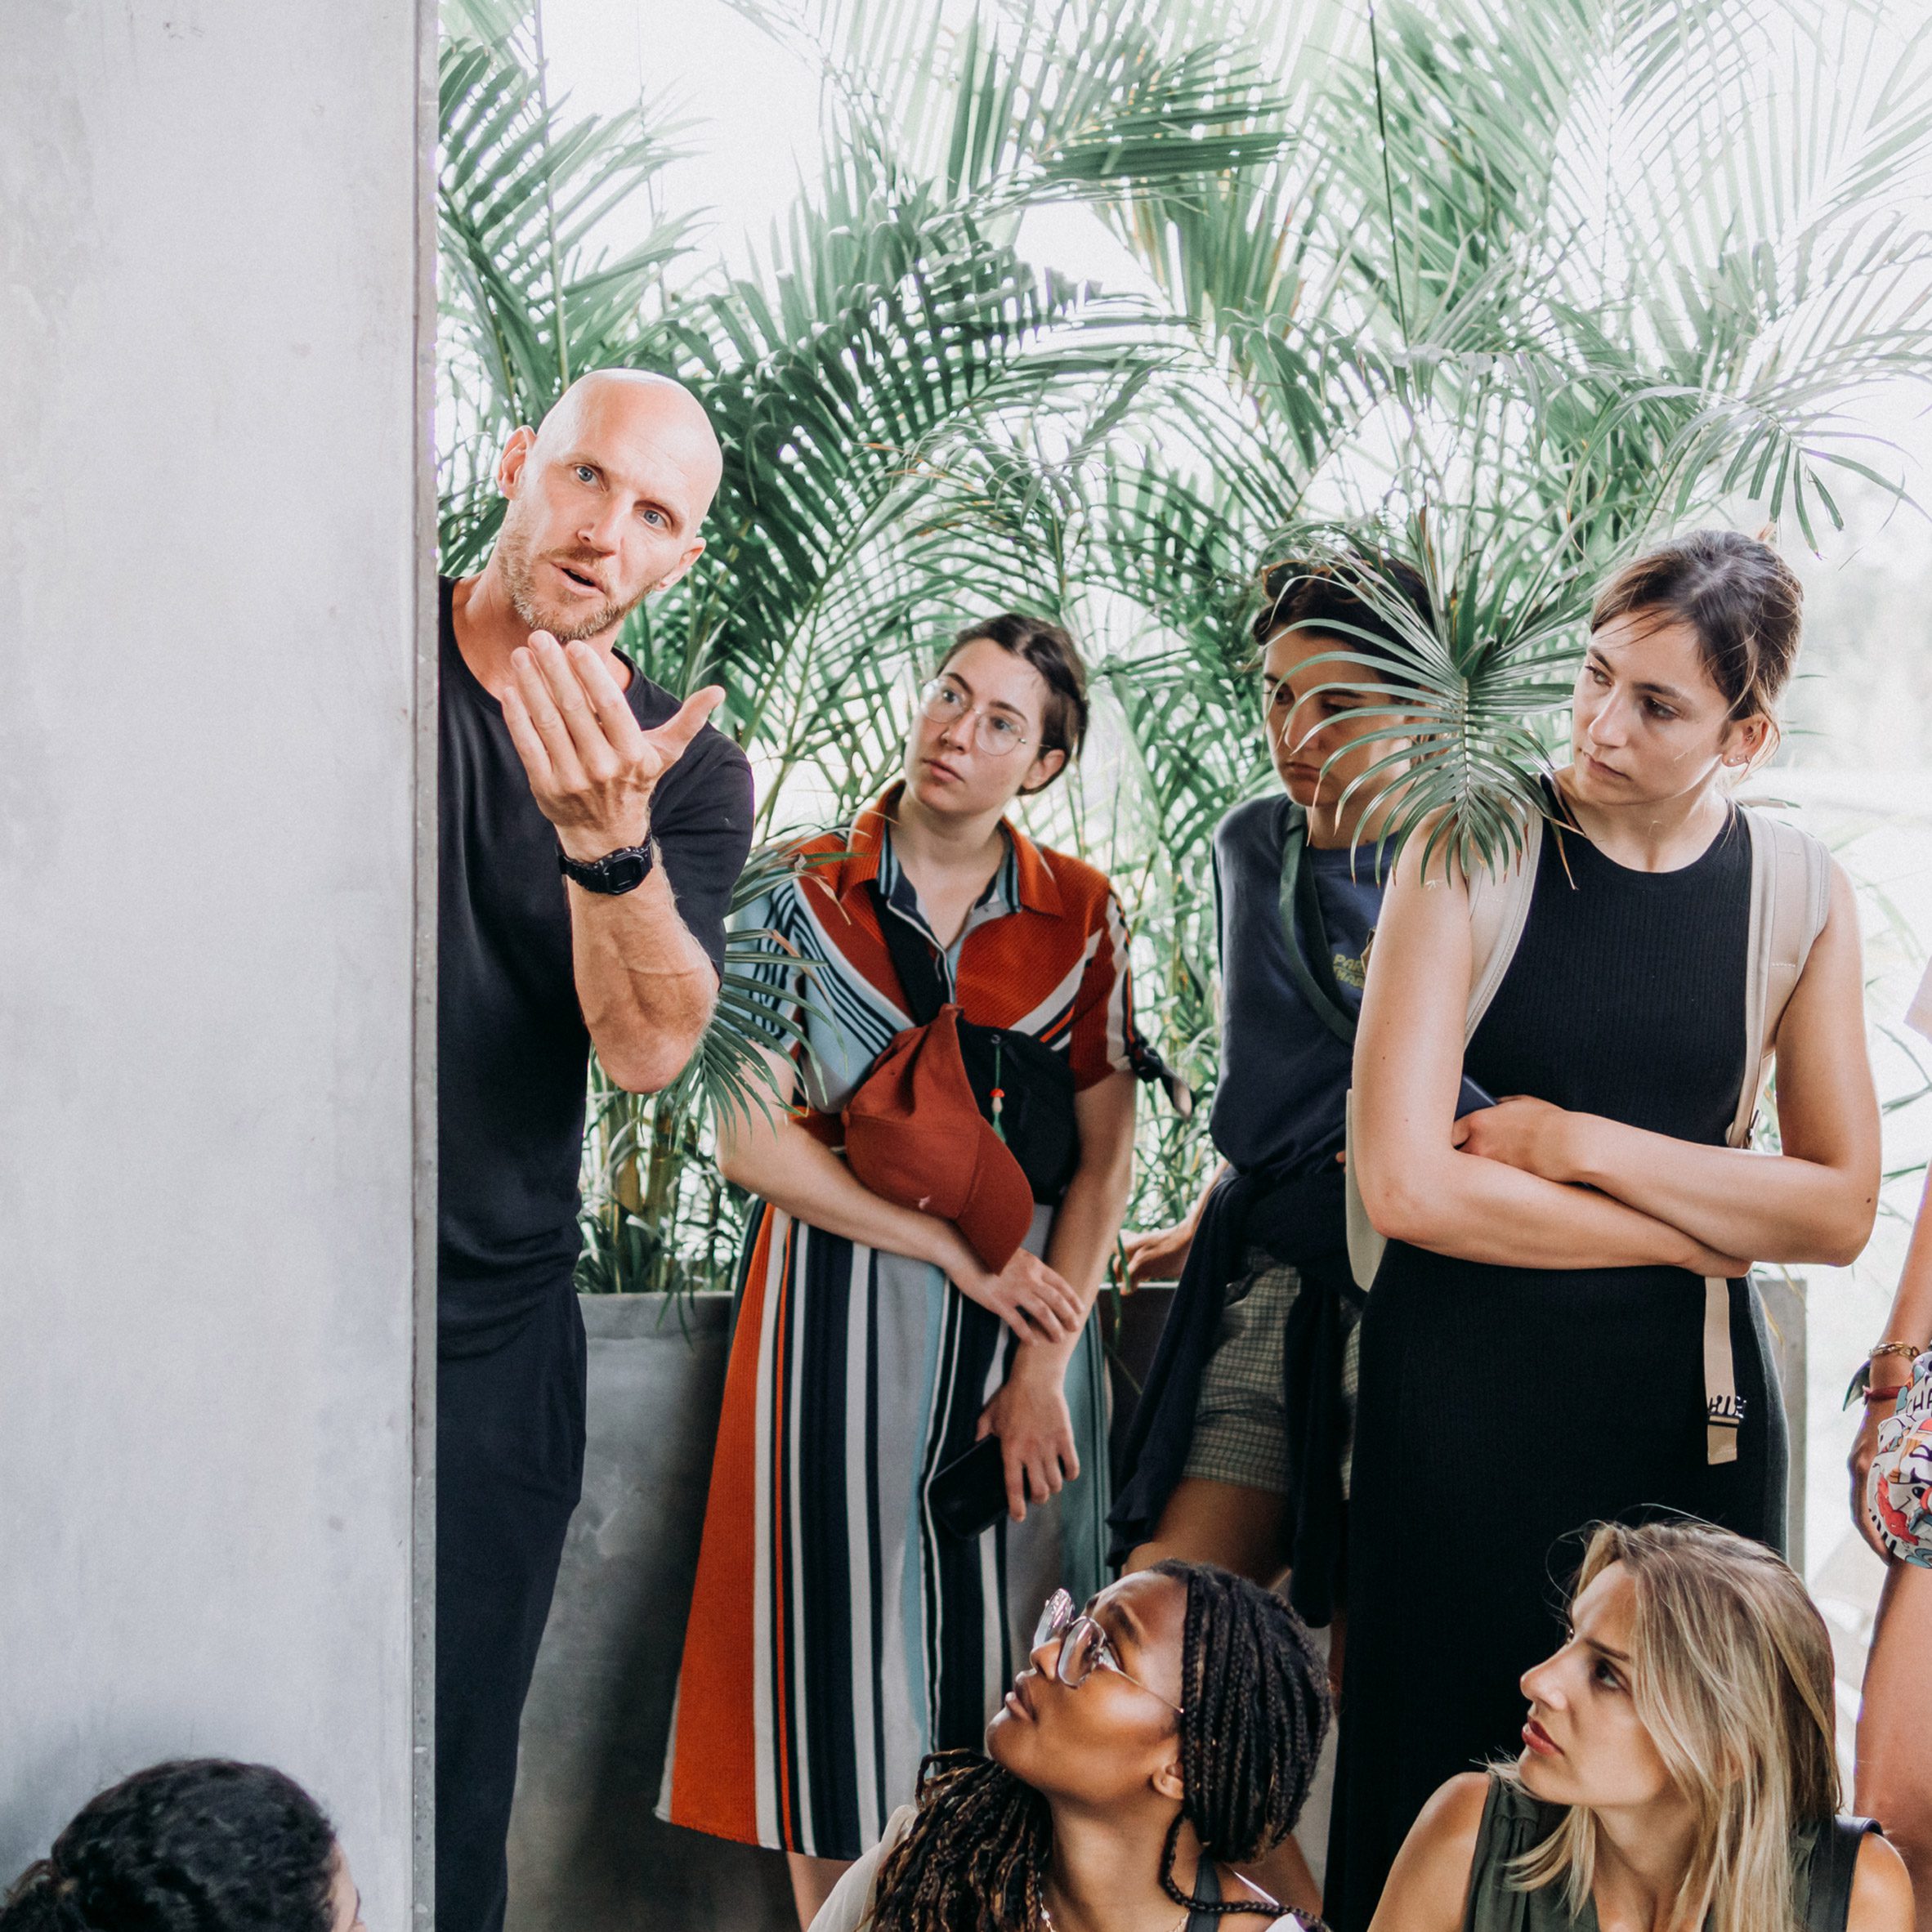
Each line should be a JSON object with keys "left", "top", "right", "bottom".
{"left": 870, "top": 1563, "right": 1330, "bottom": 1930}
{"left": 0, "top": 1760, "right": 337, "bottom": 1932}
{"left": 1152, "top": 1560, "right": 1330, "bottom": 1916}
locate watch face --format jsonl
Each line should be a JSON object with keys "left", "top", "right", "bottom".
{"left": 597, "top": 850, "right": 650, "bottom": 892}
{"left": 564, "top": 846, "right": 651, "bottom": 892}
{"left": 595, "top": 853, "right": 649, "bottom": 888}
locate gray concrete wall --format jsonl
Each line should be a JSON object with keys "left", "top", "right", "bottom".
{"left": 0, "top": 7, "right": 432, "bottom": 1927}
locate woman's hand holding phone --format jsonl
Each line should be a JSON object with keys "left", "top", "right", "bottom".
{"left": 977, "top": 1356, "right": 1079, "bottom": 1523}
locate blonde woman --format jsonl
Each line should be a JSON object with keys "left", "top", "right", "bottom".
{"left": 1370, "top": 1521, "right": 1913, "bottom": 1932}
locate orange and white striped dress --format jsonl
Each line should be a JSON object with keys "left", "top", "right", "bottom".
{"left": 656, "top": 788, "right": 1156, "bottom": 1858}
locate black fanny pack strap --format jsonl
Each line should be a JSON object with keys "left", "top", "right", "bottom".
{"left": 1278, "top": 810, "right": 1357, "bottom": 1049}
{"left": 1805, "top": 1817, "right": 1878, "bottom": 1932}
{"left": 868, "top": 879, "right": 947, "bottom": 1026}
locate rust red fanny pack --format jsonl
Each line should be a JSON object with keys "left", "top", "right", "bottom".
{"left": 842, "top": 884, "right": 1079, "bottom": 1271}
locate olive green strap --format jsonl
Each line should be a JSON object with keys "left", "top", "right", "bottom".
{"left": 1277, "top": 811, "right": 1358, "bottom": 1049}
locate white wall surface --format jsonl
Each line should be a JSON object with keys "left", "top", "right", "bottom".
{"left": 0, "top": 6, "right": 430, "bottom": 1924}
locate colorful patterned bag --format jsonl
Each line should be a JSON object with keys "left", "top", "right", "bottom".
{"left": 1867, "top": 1348, "right": 1932, "bottom": 1568}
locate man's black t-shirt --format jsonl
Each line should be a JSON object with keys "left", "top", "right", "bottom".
{"left": 437, "top": 576, "right": 754, "bottom": 1343}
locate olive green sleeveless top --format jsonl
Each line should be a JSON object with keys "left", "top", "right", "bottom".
{"left": 1462, "top": 1774, "right": 1873, "bottom": 1932}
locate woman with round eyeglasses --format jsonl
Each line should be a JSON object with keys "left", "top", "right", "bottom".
{"left": 811, "top": 1561, "right": 1331, "bottom": 1932}
{"left": 660, "top": 614, "right": 1174, "bottom": 1926}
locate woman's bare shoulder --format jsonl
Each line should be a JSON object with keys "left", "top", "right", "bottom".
{"left": 1846, "top": 1831, "right": 1915, "bottom": 1932}
{"left": 1366, "top": 1773, "right": 1491, "bottom": 1932}
{"left": 1415, "top": 1770, "right": 1493, "bottom": 1845}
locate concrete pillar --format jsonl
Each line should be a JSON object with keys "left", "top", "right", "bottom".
{"left": 0, "top": 7, "right": 433, "bottom": 1926}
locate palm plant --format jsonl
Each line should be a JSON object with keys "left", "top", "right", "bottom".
{"left": 438, "top": 0, "right": 1301, "bottom": 1284}
{"left": 438, "top": 0, "right": 1932, "bottom": 1268}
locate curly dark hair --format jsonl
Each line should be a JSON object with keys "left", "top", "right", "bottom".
{"left": 868, "top": 1562, "right": 1330, "bottom": 1930}
{"left": 0, "top": 1760, "right": 338, "bottom": 1932}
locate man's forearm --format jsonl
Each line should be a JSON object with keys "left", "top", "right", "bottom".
{"left": 568, "top": 868, "right": 717, "bottom": 1092}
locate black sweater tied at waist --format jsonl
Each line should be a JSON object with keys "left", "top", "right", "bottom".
{"left": 1107, "top": 1156, "right": 1357, "bottom": 1625}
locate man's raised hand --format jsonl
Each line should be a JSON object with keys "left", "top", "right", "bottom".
{"left": 499, "top": 630, "right": 724, "bottom": 862}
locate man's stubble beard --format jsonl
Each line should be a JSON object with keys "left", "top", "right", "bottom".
{"left": 496, "top": 512, "right": 643, "bottom": 644}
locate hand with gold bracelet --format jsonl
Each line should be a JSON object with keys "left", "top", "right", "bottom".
{"left": 1849, "top": 1339, "right": 1927, "bottom": 1558}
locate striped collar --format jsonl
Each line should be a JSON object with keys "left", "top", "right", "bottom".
{"left": 829, "top": 784, "right": 1065, "bottom": 919}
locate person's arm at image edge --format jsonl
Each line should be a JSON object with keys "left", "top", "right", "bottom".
{"left": 1463, "top": 863, "right": 1878, "bottom": 1267}
{"left": 1850, "top": 1160, "right": 1932, "bottom": 1550}
{"left": 1353, "top": 839, "right": 1746, "bottom": 1277}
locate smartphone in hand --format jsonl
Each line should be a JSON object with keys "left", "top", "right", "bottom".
{"left": 928, "top": 1435, "right": 1012, "bottom": 1539}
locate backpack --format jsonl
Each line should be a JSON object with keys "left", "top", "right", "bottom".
{"left": 1342, "top": 803, "right": 1832, "bottom": 1466}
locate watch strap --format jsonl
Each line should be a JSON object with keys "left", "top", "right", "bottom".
{"left": 558, "top": 842, "right": 655, "bottom": 895}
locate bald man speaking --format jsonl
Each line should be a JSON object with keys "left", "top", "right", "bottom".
{"left": 437, "top": 370, "right": 752, "bottom": 1931}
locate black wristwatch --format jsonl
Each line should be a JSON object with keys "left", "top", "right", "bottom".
{"left": 558, "top": 842, "right": 655, "bottom": 895}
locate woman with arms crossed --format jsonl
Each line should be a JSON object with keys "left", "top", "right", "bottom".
{"left": 1849, "top": 958, "right": 1932, "bottom": 1931}
{"left": 1326, "top": 532, "right": 1881, "bottom": 1928}
{"left": 658, "top": 615, "right": 1163, "bottom": 1928}
{"left": 1371, "top": 1523, "right": 1912, "bottom": 1932}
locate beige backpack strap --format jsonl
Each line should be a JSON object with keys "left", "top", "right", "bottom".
{"left": 1704, "top": 807, "right": 1834, "bottom": 1464}
{"left": 1465, "top": 812, "right": 1543, "bottom": 1037}
{"left": 1345, "top": 809, "right": 1545, "bottom": 1291}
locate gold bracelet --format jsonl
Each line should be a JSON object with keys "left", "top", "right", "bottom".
{"left": 1870, "top": 1340, "right": 1925, "bottom": 1363}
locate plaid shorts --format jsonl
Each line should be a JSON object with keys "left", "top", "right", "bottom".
{"left": 1181, "top": 1246, "right": 1362, "bottom": 1498}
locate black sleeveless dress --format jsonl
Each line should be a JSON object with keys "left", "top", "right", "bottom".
{"left": 1322, "top": 806, "right": 1789, "bottom": 1932}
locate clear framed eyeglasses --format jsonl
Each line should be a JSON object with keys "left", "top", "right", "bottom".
{"left": 1032, "top": 1588, "right": 1185, "bottom": 1713}
{"left": 916, "top": 677, "right": 1031, "bottom": 757}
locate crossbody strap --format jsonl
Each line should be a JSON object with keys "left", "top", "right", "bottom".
{"left": 1277, "top": 809, "right": 1360, "bottom": 1047}
{"left": 1731, "top": 809, "right": 1834, "bottom": 1147}
{"left": 867, "top": 879, "right": 947, "bottom": 1026}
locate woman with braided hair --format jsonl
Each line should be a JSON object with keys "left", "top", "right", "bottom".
{"left": 810, "top": 1561, "right": 1330, "bottom": 1932}
{"left": 0, "top": 1759, "right": 366, "bottom": 1932}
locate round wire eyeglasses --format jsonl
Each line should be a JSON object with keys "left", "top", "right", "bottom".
{"left": 916, "top": 677, "right": 1031, "bottom": 757}
{"left": 1031, "top": 1588, "right": 1185, "bottom": 1714}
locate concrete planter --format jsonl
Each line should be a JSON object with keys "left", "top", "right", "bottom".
{"left": 506, "top": 1293, "right": 794, "bottom": 1931}
{"left": 503, "top": 1286, "right": 1177, "bottom": 1930}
